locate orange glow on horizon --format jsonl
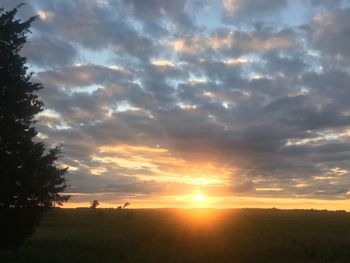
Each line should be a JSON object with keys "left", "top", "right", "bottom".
{"left": 61, "top": 195, "right": 350, "bottom": 212}
{"left": 63, "top": 143, "right": 350, "bottom": 213}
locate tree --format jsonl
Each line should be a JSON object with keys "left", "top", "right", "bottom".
{"left": 90, "top": 200, "right": 100, "bottom": 210}
{"left": 123, "top": 202, "right": 131, "bottom": 209}
{"left": 0, "top": 5, "right": 69, "bottom": 250}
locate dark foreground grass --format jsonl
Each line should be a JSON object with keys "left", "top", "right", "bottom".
{"left": 1, "top": 208, "right": 350, "bottom": 263}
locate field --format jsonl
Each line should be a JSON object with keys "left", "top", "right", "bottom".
{"left": 2, "top": 208, "right": 350, "bottom": 262}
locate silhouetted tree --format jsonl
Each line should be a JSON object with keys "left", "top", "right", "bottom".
{"left": 123, "top": 202, "right": 130, "bottom": 209}
{"left": 0, "top": 5, "right": 69, "bottom": 250}
{"left": 90, "top": 200, "right": 100, "bottom": 210}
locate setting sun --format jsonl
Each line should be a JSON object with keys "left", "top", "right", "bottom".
{"left": 194, "top": 194, "right": 205, "bottom": 202}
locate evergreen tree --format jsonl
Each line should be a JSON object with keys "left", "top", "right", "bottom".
{"left": 0, "top": 5, "right": 69, "bottom": 250}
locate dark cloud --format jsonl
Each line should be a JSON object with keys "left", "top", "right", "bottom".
{"left": 119, "top": 0, "right": 195, "bottom": 36}
{"left": 222, "top": 0, "right": 344, "bottom": 23}
{"left": 303, "top": 0, "right": 344, "bottom": 9}
{"left": 223, "top": 0, "right": 289, "bottom": 19}
{"left": 30, "top": 0, "right": 158, "bottom": 61}
{"left": 22, "top": 37, "right": 77, "bottom": 68}
{"left": 260, "top": 51, "right": 308, "bottom": 75}
{"left": 307, "top": 7, "right": 350, "bottom": 63}
{"left": 67, "top": 172, "right": 163, "bottom": 195}
{"left": 37, "top": 64, "right": 132, "bottom": 88}
{"left": 1, "top": 0, "right": 35, "bottom": 19}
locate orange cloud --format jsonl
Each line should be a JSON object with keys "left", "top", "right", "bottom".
{"left": 93, "top": 144, "right": 232, "bottom": 186}
{"left": 171, "top": 32, "right": 296, "bottom": 54}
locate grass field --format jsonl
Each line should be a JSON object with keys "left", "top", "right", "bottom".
{"left": 2, "top": 208, "right": 350, "bottom": 262}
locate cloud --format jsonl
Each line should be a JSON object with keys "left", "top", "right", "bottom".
{"left": 16, "top": 0, "right": 350, "bottom": 203}
{"left": 30, "top": 0, "right": 158, "bottom": 61}
{"left": 1, "top": 0, "right": 36, "bottom": 19}
{"left": 119, "top": 0, "right": 195, "bottom": 36}
{"left": 303, "top": 0, "right": 343, "bottom": 9}
{"left": 171, "top": 28, "right": 298, "bottom": 60}
{"left": 259, "top": 51, "right": 307, "bottom": 75}
{"left": 22, "top": 37, "right": 77, "bottom": 68}
{"left": 307, "top": 7, "right": 350, "bottom": 64}
{"left": 223, "top": 0, "right": 288, "bottom": 19}
{"left": 222, "top": 0, "right": 344, "bottom": 22}
{"left": 36, "top": 64, "right": 132, "bottom": 88}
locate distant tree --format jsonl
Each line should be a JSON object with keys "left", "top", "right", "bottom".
{"left": 0, "top": 5, "right": 69, "bottom": 250}
{"left": 90, "top": 200, "right": 100, "bottom": 210}
{"left": 123, "top": 202, "right": 131, "bottom": 209}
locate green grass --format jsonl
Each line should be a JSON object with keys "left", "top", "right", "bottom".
{"left": 2, "top": 208, "right": 350, "bottom": 262}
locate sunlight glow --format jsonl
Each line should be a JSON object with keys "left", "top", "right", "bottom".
{"left": 151, "top": 60, "right": 175, "bottom": 67}
{"left": 37, "top": 10, "right": 53, "bottom": 21}
{"left": 194, "top": 194, "right": 204, "bottom": 202}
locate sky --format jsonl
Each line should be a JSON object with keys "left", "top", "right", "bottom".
{"left": 3, "top": 0, "right": 350, "bottom": 209}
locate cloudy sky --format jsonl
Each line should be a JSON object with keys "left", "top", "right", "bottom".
{"left": 4, "top": 0, "right": 350, "bottom": 209}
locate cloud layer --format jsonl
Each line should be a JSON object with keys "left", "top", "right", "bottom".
{"left": 8, "top": 0, "right": 350, "bottom": 206}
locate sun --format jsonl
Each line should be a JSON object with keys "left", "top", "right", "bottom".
{"left": 194, "top": 194, "right": 204, "bottom": 202}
